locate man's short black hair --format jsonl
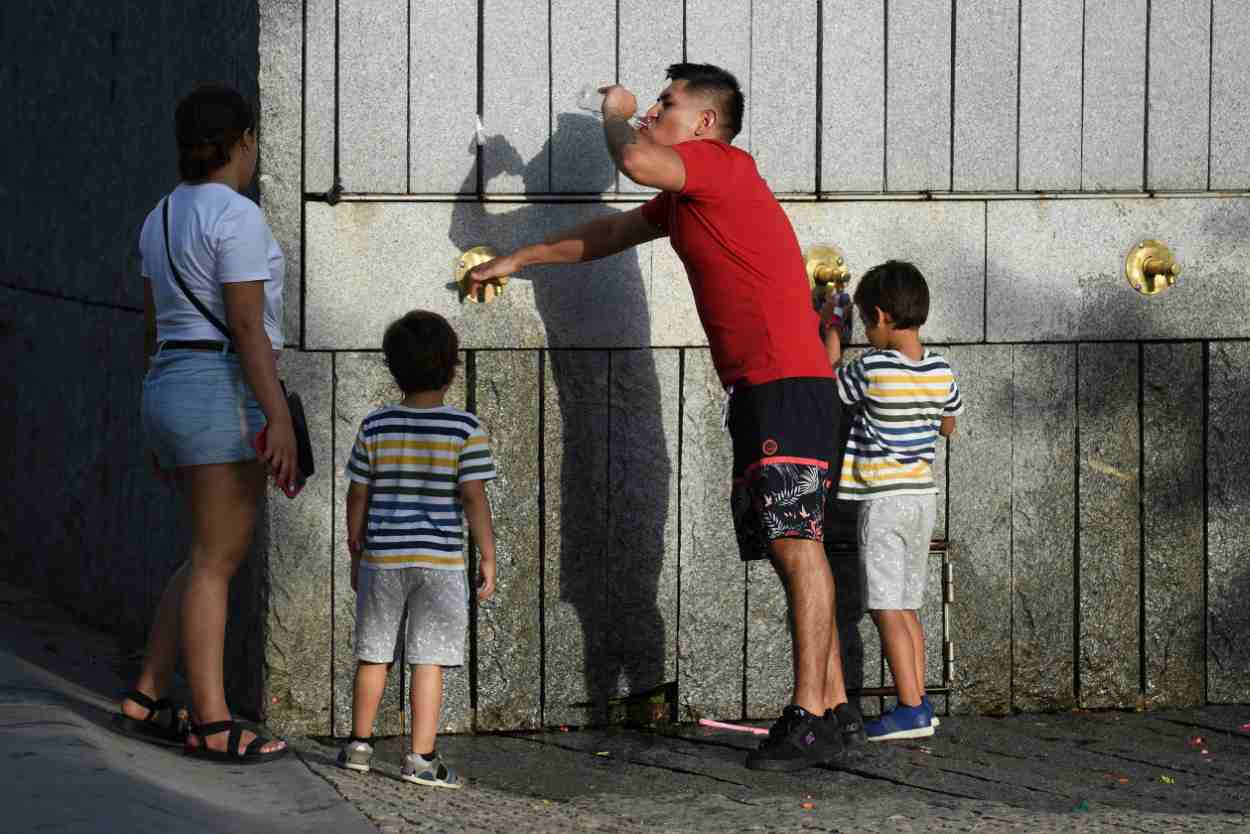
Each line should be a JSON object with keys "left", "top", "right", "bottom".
{"left": 382, "top": 311, "right": 460, "bottom": 394}
{"left": 665, "top": 62, "right": 744, "bottom": 138}
{"left": 853, "top": 260, "right": 930, "bottom": 330}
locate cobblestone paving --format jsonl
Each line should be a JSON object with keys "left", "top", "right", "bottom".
{"left": 295, "top": 707, "right": 1250, "bottom": 834}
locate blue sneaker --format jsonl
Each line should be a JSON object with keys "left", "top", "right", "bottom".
{"left": 921, "top": 695, "right": 941, "bottom": 729}
{"left": 864, "top": 702, "right": 934, "bottom": 742}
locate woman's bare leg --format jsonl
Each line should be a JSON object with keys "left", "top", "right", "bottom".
{"left": 179, "top": 461, "right": 283, "bottom": 754}
{"left": 120, "top": 560, "right": 189, "bottom": 721}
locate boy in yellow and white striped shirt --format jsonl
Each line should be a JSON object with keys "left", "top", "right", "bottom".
{"left": 823, "top": 260, "right": 964, "bottom": 742}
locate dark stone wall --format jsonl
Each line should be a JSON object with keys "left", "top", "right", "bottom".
{"left": 2, "top": 1, "right": 261, "bottom": 710}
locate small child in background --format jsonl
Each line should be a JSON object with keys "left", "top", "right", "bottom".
{"left": 339, "top": 310, "right": 497, "bottom": 787}
{"left": 823, "top": 261, "right": 963, "bottom": 741}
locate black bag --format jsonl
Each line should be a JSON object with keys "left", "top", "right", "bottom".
{"left": 161, "top": 197, "right": 315, "bottom": 483}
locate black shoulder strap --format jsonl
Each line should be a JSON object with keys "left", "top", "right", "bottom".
{"left": 163, "top": 196, "right": 233, "bottom": 342}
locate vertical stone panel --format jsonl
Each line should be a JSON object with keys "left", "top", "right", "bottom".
{"left": 263, "top": 352, "right": 334, "bottom": 735}
{"left": 447, "top": 363, "right": 472, "bottom": 732}
{"left": 607, "top": 350, "right": 681, "bottom": 710}
{"left": 304, "top": 0, "right": 336, "bottom": 194}
{"left": 259, "top": 0, "right": 304, "bottom": 344}
{"left": 751, "top": 0, "right": 817, "bottom": 192}
{"left": 332, "top": 353, "right": 406, "bottom": 737}
{"left": 1082, "top": 0, "right": 1147, "bottom": 190}
{"left": 745, "top": 560, "right": 789, "bottom": 720}
{"left": 550, "top": 0, "right": 616, "bottom": 194}
{"left": 1210, "top": 0, "right": 1250, "bottom": 188}
{"left": 474, "top": 351, "right": 543, "bottom": 728}
{"left": 1143, "top": 343, "right": 1203, "bottom": 708}
{"left": 1208, "top": 342, "right": 1250, "bottom": 702}
{"left": 1078, "top": 343, "right": 1140, "bottom": 708}
{"left": 542, "top": 352, "right": 610, "bottom": 727}
{"left": 617, "top": 0, "right": 683, "bottom": 193}
{"left": 339, "top": 0, "right": 408, "bottom": 192}
{"left": 930, "top": 345, "right": 954, "bottom": 540}
{"left": 945, "top": 345, "right": 1013, "bottom": 714}
{"left": 678, "top": 349, "right": 744, "bottom": 720}
{"left": 953, "top": 0, "right": 1018, "bottom": 191}
{"left": 482, "top": 0, "right": 549, "bottom": 193}
{"left": 410, "top": 1, "right": 478, "bottom": 193}
{"left": 1010, "top": 345, "right": 1076, "bottom": 711}
{"left": 886, "top": 0, "right": 952, "bottom": 191}
{"left": 685, "top": 0, "right": 752, "bottom": 151}
{"left": 1146, "top": 0, "right": 1211, "bottom": 190}
{"left": 921, "top": 553, "right": 945, "bottom": 690}
{"left": 1018, "top": 0, "right": 1083, "bottom": 190}
{"left": 822, "top": 0, "right": 885, "bottom": 192}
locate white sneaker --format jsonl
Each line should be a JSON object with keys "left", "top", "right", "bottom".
{"left": 337, "top": 740, "right": 374, "bottom": 772}
{"left": 401, "top": 752, "right": 462, "bottom": 789}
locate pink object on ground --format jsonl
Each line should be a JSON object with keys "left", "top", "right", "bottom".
{"left": 697, "top": 718, "right": 770, "bottom": 736}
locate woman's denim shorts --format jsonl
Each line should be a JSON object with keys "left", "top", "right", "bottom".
{"left": 142, "top": 348, "right": 266, "bottom": 468}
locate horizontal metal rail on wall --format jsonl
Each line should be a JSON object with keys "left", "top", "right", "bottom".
{"left": 307, "top": 190, "right": 1250, "bottom": 205}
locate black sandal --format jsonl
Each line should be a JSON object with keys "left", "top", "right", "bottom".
{"left": 185, "top": 720, "right": 288, "bottom": 764}
{"left": 110, "top": 690, "right": 190, "bottom": 748}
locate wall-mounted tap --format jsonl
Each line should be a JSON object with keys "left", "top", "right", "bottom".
{"left": 1125, "top": 239, "right": 1181, "bottom": 296}
{"left": 455, "top": 245, "right": 511, "bottom": 303}
{"left": 805, "top": 244, "right": 851, "bottom": 310}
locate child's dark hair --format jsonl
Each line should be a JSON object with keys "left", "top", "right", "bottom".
{"left": 175, "top": 82, "right": 256, "bottom": 181}
{"left": 853, "top": 260, "right": 930, "bottom": 330}
{"left": 665, "top": 62, "right": 744, "bottom": 138}
{"left": 383, "top": 311, "right": 460, "bottom": 393}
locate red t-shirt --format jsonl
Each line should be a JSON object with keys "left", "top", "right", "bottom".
{"left": 641, "top": 140, "right": 831, "bottom": 389}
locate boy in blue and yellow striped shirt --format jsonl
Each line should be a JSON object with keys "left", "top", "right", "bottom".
{"left": 340, "top": 311, "right": 497, "bottom": 788}
{"left": 824, "top": 261, "right": 964, "bottom": 742}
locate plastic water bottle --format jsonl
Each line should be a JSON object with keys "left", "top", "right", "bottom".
{"left": 574, "top": 84, "right": 648, "bottom": 128}
{"left": 576, "top": 84, "right": 607, "bottom": 115}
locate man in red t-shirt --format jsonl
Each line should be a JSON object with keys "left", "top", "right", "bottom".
{"left": 466, "top": 63, "right": 857, "bottom": 772}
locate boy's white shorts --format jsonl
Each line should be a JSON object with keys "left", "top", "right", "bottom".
{"left": 858, "top": 494, "right": 937, "bottom": 610}
{"left": 355, "top": 567, "right": 468, "bottom": 666}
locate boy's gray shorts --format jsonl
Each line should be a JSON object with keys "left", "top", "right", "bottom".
{"left": 858, "top": 494, "right": 937, "bottom": 610}
{"left": 355, "top": 567, "right": 468, "bottom": 666}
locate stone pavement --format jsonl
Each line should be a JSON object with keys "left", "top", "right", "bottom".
{"left": 0, "top": 585, "right": 376, "bottom": 834}
{"left": 3, "top": 583, "right": 1249, "bottom": 833}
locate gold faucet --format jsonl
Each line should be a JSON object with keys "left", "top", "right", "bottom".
{"left": 805, "top": 245, "right": 851, "bottom": 309}
{"left": 1125, "top": 240, "right": 1181, "bottom": 296}
{"left": 454, "top": 245, "right": 511, "bottom": 303}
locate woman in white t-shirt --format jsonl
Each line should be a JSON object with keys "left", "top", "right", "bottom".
{"left": 114, "top": 84, "right": 292, "bottom": 763}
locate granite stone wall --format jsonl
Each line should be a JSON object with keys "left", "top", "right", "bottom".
{"left": 10, "top": 0, "right": 1250, "bottom": 739}
{"left": 257, "top": 0, "right": 1250, "bottom": 734}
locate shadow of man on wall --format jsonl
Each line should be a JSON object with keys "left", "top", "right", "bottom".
{"left": 449, "top": 113, "right": 671, "bottom": 725}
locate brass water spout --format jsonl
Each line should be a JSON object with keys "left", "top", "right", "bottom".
{"left": 455, "top": 245, "right": 511, "bottom": 303}
{"left": 805, "top": 245, "right": 851, "bottom": 308}
{"left": 1125, "top": 240, "right": 1181, "bottom": 296}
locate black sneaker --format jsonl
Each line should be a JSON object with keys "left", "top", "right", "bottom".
{"left": 745, "top": 705, "right": 839, "bottom": 772}
{"left": 826, "top": 702, "right": 867, "bottom": 757}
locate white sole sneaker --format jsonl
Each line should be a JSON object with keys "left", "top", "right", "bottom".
{"left": 867, "top": 724, "right": 936, "bottom": 742}
{"left": 338, "top": 741, "right": 374, "bottom": 772}
{"left": 401, "top": 772, "right": 463, "bottom": 789}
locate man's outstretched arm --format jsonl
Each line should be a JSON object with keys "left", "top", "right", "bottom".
{"left": 464, "top": 206, "right": 664, "bottom": 288}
